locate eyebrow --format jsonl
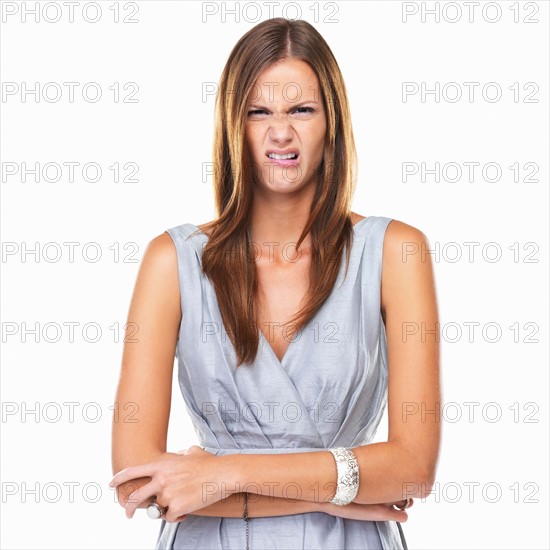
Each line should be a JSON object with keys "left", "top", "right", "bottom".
{"left": 247, "top": 100, "right": 319, "bottom": 109}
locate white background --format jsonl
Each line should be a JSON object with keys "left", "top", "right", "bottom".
{"left": 1, "top": 1, "right": 548, "bottom": 549}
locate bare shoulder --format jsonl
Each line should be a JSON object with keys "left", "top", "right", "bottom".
{"left": 383, "top": 218, "right": 430, "bottom": 253}
{"left": 142, "top": 231, "right": 178, "bottom": 267}
{"left": 131, "top": 231, "right": 180, "bottom": 312}
{"left": 381, "top": 219, "right": 436, "bottom": 316}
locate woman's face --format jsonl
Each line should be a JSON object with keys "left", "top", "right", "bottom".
{"left": 244, "top": 58, "right": 327, "bottom": 196}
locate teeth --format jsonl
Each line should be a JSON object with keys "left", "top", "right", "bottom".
{"left": 268, "top": 152, "right": 297, "bottom": 160}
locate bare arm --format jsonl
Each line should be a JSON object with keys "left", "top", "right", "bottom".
{"left": 217, "top": 220, "right": 441, "bottom": 505}
{"left": 116, "top": 481, "right": 318, "bottom": 517}
{"left": 187, "top": 492, "right": 408, "bottom": 521}
{"left": 111, "top": 232, "right": 180, "bottom": 508}
{"left": 189, "top": 492, "right": 318, "bottom": 518}
{"left": 111, "top": 232, "right": 326, "bottom": 517}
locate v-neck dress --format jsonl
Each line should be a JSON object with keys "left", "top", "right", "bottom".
{"left": 156, "top": 216, "right": 407, "bottom": 550}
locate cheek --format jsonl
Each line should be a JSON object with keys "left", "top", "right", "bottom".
{"left": 311, "top": 117, "right": 326, "bottom": 138}
{"left": 245, "top": 129, "right": 266, "bottom": 174}
{"left": 245, "top": 127, "right": 261, "bottom": 149}
{"left": 308, "top": 124, "right": 326, "bottom": 158}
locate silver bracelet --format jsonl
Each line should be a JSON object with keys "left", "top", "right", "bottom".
{"left": 328, "top": 447, "right": 360, "bottom": 506}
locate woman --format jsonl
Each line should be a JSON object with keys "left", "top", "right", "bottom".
{"left": 110, "top": 17, "right": 440, "bottom": 550}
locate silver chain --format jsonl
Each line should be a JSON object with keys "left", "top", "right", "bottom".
{"left": 243, "top": 492, "right": 249, "bottom": 550}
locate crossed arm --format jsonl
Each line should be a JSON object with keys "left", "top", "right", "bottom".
{"left": 111, "top": 220, "right": 440, "bottom": 518}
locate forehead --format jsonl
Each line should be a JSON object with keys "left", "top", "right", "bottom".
{"left": 248, "top": 58, "right": 320, "bottom": 104}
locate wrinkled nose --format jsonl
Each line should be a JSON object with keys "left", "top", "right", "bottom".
{"left": 268, "top": 112, "right": 294, "bottom": 140}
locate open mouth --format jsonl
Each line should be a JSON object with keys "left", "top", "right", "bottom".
{"left": 266, "top": 152, "right": 299, "bottom": 160}
{"left": 265, "top": 151, "right": 300, "bottom": 164}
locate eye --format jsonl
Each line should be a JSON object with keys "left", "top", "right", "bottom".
{"left": 246, "top": 107, "right": 316, "bottom": 120}
{"left": 290, "top": 107, "right": 316, "bottom": 119}
{"left": 247, "top": 109, "right": 268, "bottom": 118}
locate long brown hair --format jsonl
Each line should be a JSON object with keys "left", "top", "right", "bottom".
{"left": 196, "top": 18, "right": 358, "bottom": 367}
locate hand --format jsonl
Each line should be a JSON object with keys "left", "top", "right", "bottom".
{"left": 109, "top": 445, "right": 234, "bottom": 522}
{"left": 317, "top": 498, "right": 413, "bottom": 522}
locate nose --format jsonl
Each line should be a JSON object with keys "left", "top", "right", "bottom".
{"left": 268, "top": 112, "right": 294, "bottom": 140}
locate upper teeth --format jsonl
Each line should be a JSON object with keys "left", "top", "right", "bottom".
{"left": 268, "top": 153, "right": 297, "bottom": 159}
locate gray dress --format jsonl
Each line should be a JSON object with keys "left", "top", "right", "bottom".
{"left": 156, "top": 216, "right": 407, "bottom": 550}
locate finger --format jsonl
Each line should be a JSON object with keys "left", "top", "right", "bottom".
{"left": 381, "top": 504, "right": 408, "bottom": 521}
{"left": 378, "top": 504, "right": 409, "bottom": 522}
{"left": 392, "top": 510, "right": 408, "bottom": 522}
{"left": 110, "top": 463, "right": 158, "bottom": 488}
{"left": 124, "top": 479, "right": 163, "bottom": 519}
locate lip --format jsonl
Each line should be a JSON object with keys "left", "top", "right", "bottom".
{"left": 265, "top": 149, "right": 300, "bottom": 167}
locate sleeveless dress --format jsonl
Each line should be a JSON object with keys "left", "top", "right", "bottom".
{"left": 156, "top": 216, "right": 407, "bottom": 550}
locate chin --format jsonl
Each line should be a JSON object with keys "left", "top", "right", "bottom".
{"left": 261, "top": 179, "right": 310, "bottom": 195}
